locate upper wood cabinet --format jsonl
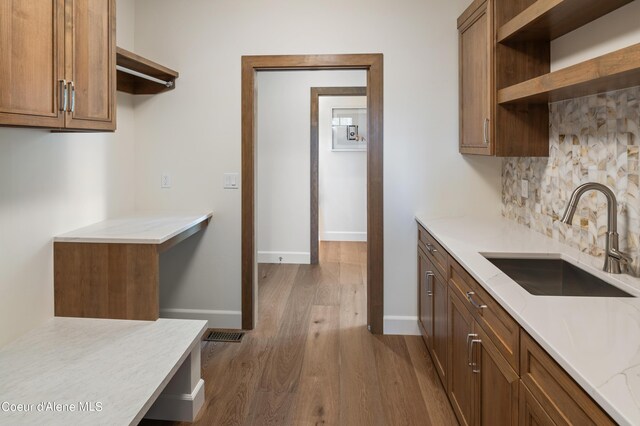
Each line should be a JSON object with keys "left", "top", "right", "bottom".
{"left": 458, "top": 0, "right": 492, "bottom": 155}
{"left": 458, "top": 0, "right": 639, "bottom": 157}
{"left": 458, "top": 0, "right": 550, "bottom": 157}
{"left": 0, "top": 0, "right": 116, "bottom": 131}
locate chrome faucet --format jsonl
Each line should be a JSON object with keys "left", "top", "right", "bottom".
{"left": 561, "top": 182, "right": 631, "bottom": 274}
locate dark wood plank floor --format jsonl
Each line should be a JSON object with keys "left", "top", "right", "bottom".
{"left": 140, "top": 242, "right": 456, "bottom": 426}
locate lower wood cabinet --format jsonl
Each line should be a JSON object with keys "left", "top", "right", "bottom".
{"left": 418, "top": 244, "right": 448, "bottom": 387}
{"left": 416, "top": 223, "right": 615, "bottom": 426}
{"left": 447, "top": 290, "right": 518, "bottom": 426}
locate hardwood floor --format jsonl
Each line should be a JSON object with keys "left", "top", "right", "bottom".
{"left": 140, "top": 241, "right": 456, "bottom": 426}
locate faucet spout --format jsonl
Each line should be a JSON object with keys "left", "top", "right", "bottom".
{"left": 561, "top": 183, "right": 627, "bottom": 274}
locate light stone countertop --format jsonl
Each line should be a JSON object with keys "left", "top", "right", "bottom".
{"left": 53, "top": 212, "right": 213, "bottom": 244}
{"left": 416, "top": 214, "right": 640, "bottom": 426}
{"left": 0, "top": 317, "right": 207, "bottom": 426}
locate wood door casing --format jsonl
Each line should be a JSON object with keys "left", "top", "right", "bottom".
{"left": 0, "top": 0, "right": 65, "bottom": 128}
{"left": 459, "top": 0, "right": 492, "bottom": 155}
{"left": 241, "top": 54, "right": 384, "bottom": 333}
{"left": 309, "top": 86, "right": 367, "bottom": 265}
{"left": 65, "top": 0, "right": 116, "bottom": 130}
{"left": 447, "top": 290, "right": 475, "bottom": 426}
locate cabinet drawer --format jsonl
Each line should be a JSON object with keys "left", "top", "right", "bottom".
{"left": 520, "top": 331, "right": 615, "bottom": 426}
{"left": 449, "top": 258, "right": 519, "bottom": 371}
{"left": 417, "top": 225, "right": 447, "bottom": 279}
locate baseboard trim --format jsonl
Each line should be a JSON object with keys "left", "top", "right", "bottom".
{"left": 160, "top": 308, "right": 242, "bottom": 329}
{"left": 383, "top": 316, "right": 420, "bottom": 336}
{"left": 320, "top": 231, "right": 367, "bottom": 242}
{"left": 257, "top": 251, "right": 310, "bottom": 264}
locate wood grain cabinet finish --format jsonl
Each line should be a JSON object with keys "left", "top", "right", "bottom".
{"left": 520, "top": 331, "right": 615, "bottom": 425}
{"left": 0, "top": 0, "right": 115, "bottom": 131}
{"left": 418, "top": 226, "right": 448, "bottom": 387}
{"left": 457, "top": 0, "right": 550, "bottom": 157}
{"left": 417, "top": 223, "right": 616, "bottom": 425}
{"left": 458, "top": 0, "right": 492, "bottom": 155}
{"left": 519, "top": 380, "right": 555, "bottom": 426}
{"left": 418, "top": 246, "right": 434, "bottom": 350}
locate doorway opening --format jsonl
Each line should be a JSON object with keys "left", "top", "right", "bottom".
{"left": 242, "top": 54, "right": 383, "bottom": 334}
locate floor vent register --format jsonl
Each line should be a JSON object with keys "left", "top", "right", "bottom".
{"left": 204, "top": 330, "right": 245, "bottom": 343}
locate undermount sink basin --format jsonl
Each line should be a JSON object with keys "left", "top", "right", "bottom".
{"left": 484, "top": 257, "right": 634, "bottom": 298}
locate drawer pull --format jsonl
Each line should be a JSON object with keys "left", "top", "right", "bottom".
{"left": 426, "top": 243, "right": 438, "bottom": 254}
{"left": 466, "top": 291, "right": 487, "bottom": 310}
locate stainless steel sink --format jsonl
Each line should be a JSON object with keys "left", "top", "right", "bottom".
{"left": 485, "top": 257, "right": 634, "bottom": 297}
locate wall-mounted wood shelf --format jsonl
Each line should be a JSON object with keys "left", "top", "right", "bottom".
{"left": 116, "top": 47, "right": 179, "bottom": 95}
{"left": 498, "top": 43, "right": 640, "bottom": 104}
{"left": 497, "top": 0, "right": 633, "bottom": 43}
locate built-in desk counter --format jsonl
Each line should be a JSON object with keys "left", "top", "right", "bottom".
{"left": 53, "top": 212, "right": 212, "bottom": 320}
{"left": 0, "top": 317, "right": 206, "bottom": 425}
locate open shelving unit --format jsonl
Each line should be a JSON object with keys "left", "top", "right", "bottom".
{"left": 496, "top": 0, "right": 640, "bottom": 107}
{"left": 497, "top": 0, "right": 633, "bottom": 43}
{"left": 498, "top": 43, "right": 640, "bottom": 104}
{"left": 116, "top": 47, "right": 179, "bottom": 95}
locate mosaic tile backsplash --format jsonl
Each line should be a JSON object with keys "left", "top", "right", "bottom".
{"left": 502, "top": 87, "right": 640, "bottom": 276}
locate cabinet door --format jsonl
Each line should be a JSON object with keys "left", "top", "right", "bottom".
{"left": 0, "top": 0, "right": 65, "bottom": 128}
{"left": 447, "top": 290, "right": 475, "bottom": 426}
{"left": 64, "top": 0, "right": 116, "bottom": 130}
{"left": 474, "top": 324, "right": 519, "bottom": 425}
{"left": 458, "top": 0, "right": 492, "bottom": 155}
{"left": 418, "top": 248, "right": 433, "bottom": 349}
{"left": 519, "top": 381, "right": 555, "bottom": 426}
{"left": 432, "top": 266, "right": 448, "bottom": 386}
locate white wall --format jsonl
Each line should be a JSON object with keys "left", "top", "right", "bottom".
{"left": 133, "top": 0, "right": 503, "bottom": 332}
{"left": 0, "top": 0, "right": 136, "bottom": 347}
{"left": 255, "top": 71, "right": 366, "bottom": 264}
{"left": 319, "top": 96, "right": 367, "bottom": 242}
{"left": 551, "top": 1, "right": 640, "bottom": 71}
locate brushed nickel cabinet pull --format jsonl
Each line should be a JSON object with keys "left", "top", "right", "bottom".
{"left": 68, "top": 81, "right": 76, "bottom": 113}
{"left": 471, "top": 338, "right": 482, "bottom": 373}
{"left": 466, "top": 291, "right": 487, "bottom": 310}
{"left": 426, "top": 271, "right": 434, "bottom": 296}
{"left": 59, "top": 80, "right": 68, "bottom": 112}
{"left": 467, "top": 333, "right": 478, "bottom": 367}
{"left": 483, "top": 118, "right": 490, "bottom": 145}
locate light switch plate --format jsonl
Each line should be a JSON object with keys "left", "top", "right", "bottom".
{"left": 224, "top": 173, "right": 239, "bottom": 189}
{"left": 161, "top": 173, "right": 172, "bottom": 189}
{"left": 521, "top": 179, "right": 529, "bottom": 198}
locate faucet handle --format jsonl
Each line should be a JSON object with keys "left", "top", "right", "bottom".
{"left": 609, "top": 248, "right": 633, "bottom": 264}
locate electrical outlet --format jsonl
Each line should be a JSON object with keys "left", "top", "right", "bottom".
{"left": 521, "top": 179, "right": 529, "bottom": 198}
{"left": 161, "top": 173, "right": 172, "bottom": 189}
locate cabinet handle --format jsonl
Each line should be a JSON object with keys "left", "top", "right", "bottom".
{"left": 466, "top": 291, "right": 487, "bottom": 310}
{"left": 483, "top": 118, "right": 490, "bottom": 145}
{"left": 58, "top": 80, "right": 68, "bottom": 112}
{"left": 426, "top": 243, "right": 438, "bottom": 254}
{"left": 471, "top": 338, "right": 482, "bottom": 373}
{"left": 68, "top": 81, "right": 76, "bottom": 113}
{"left": 425, "top": 271, "right": 434, "bottom": 297}
{"left": 466, "top": 333, "right": 478, "bottom": 366}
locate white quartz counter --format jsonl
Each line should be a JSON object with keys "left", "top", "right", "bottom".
{"left": 0, "top": 317, "right": 207, "bottom": 426}
{"left": 416, "top": 215, "right": 640, "bottom": 426}
{"left": 54, "top": 212, "right": 213, "bottom": 244}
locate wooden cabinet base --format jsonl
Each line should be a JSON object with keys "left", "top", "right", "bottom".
{"left": 54, "top": 242, "right": 159, "bottom": 320}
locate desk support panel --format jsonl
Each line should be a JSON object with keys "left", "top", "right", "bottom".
{"left": 54, "top": 243, "right": 159, "bottom": 320}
